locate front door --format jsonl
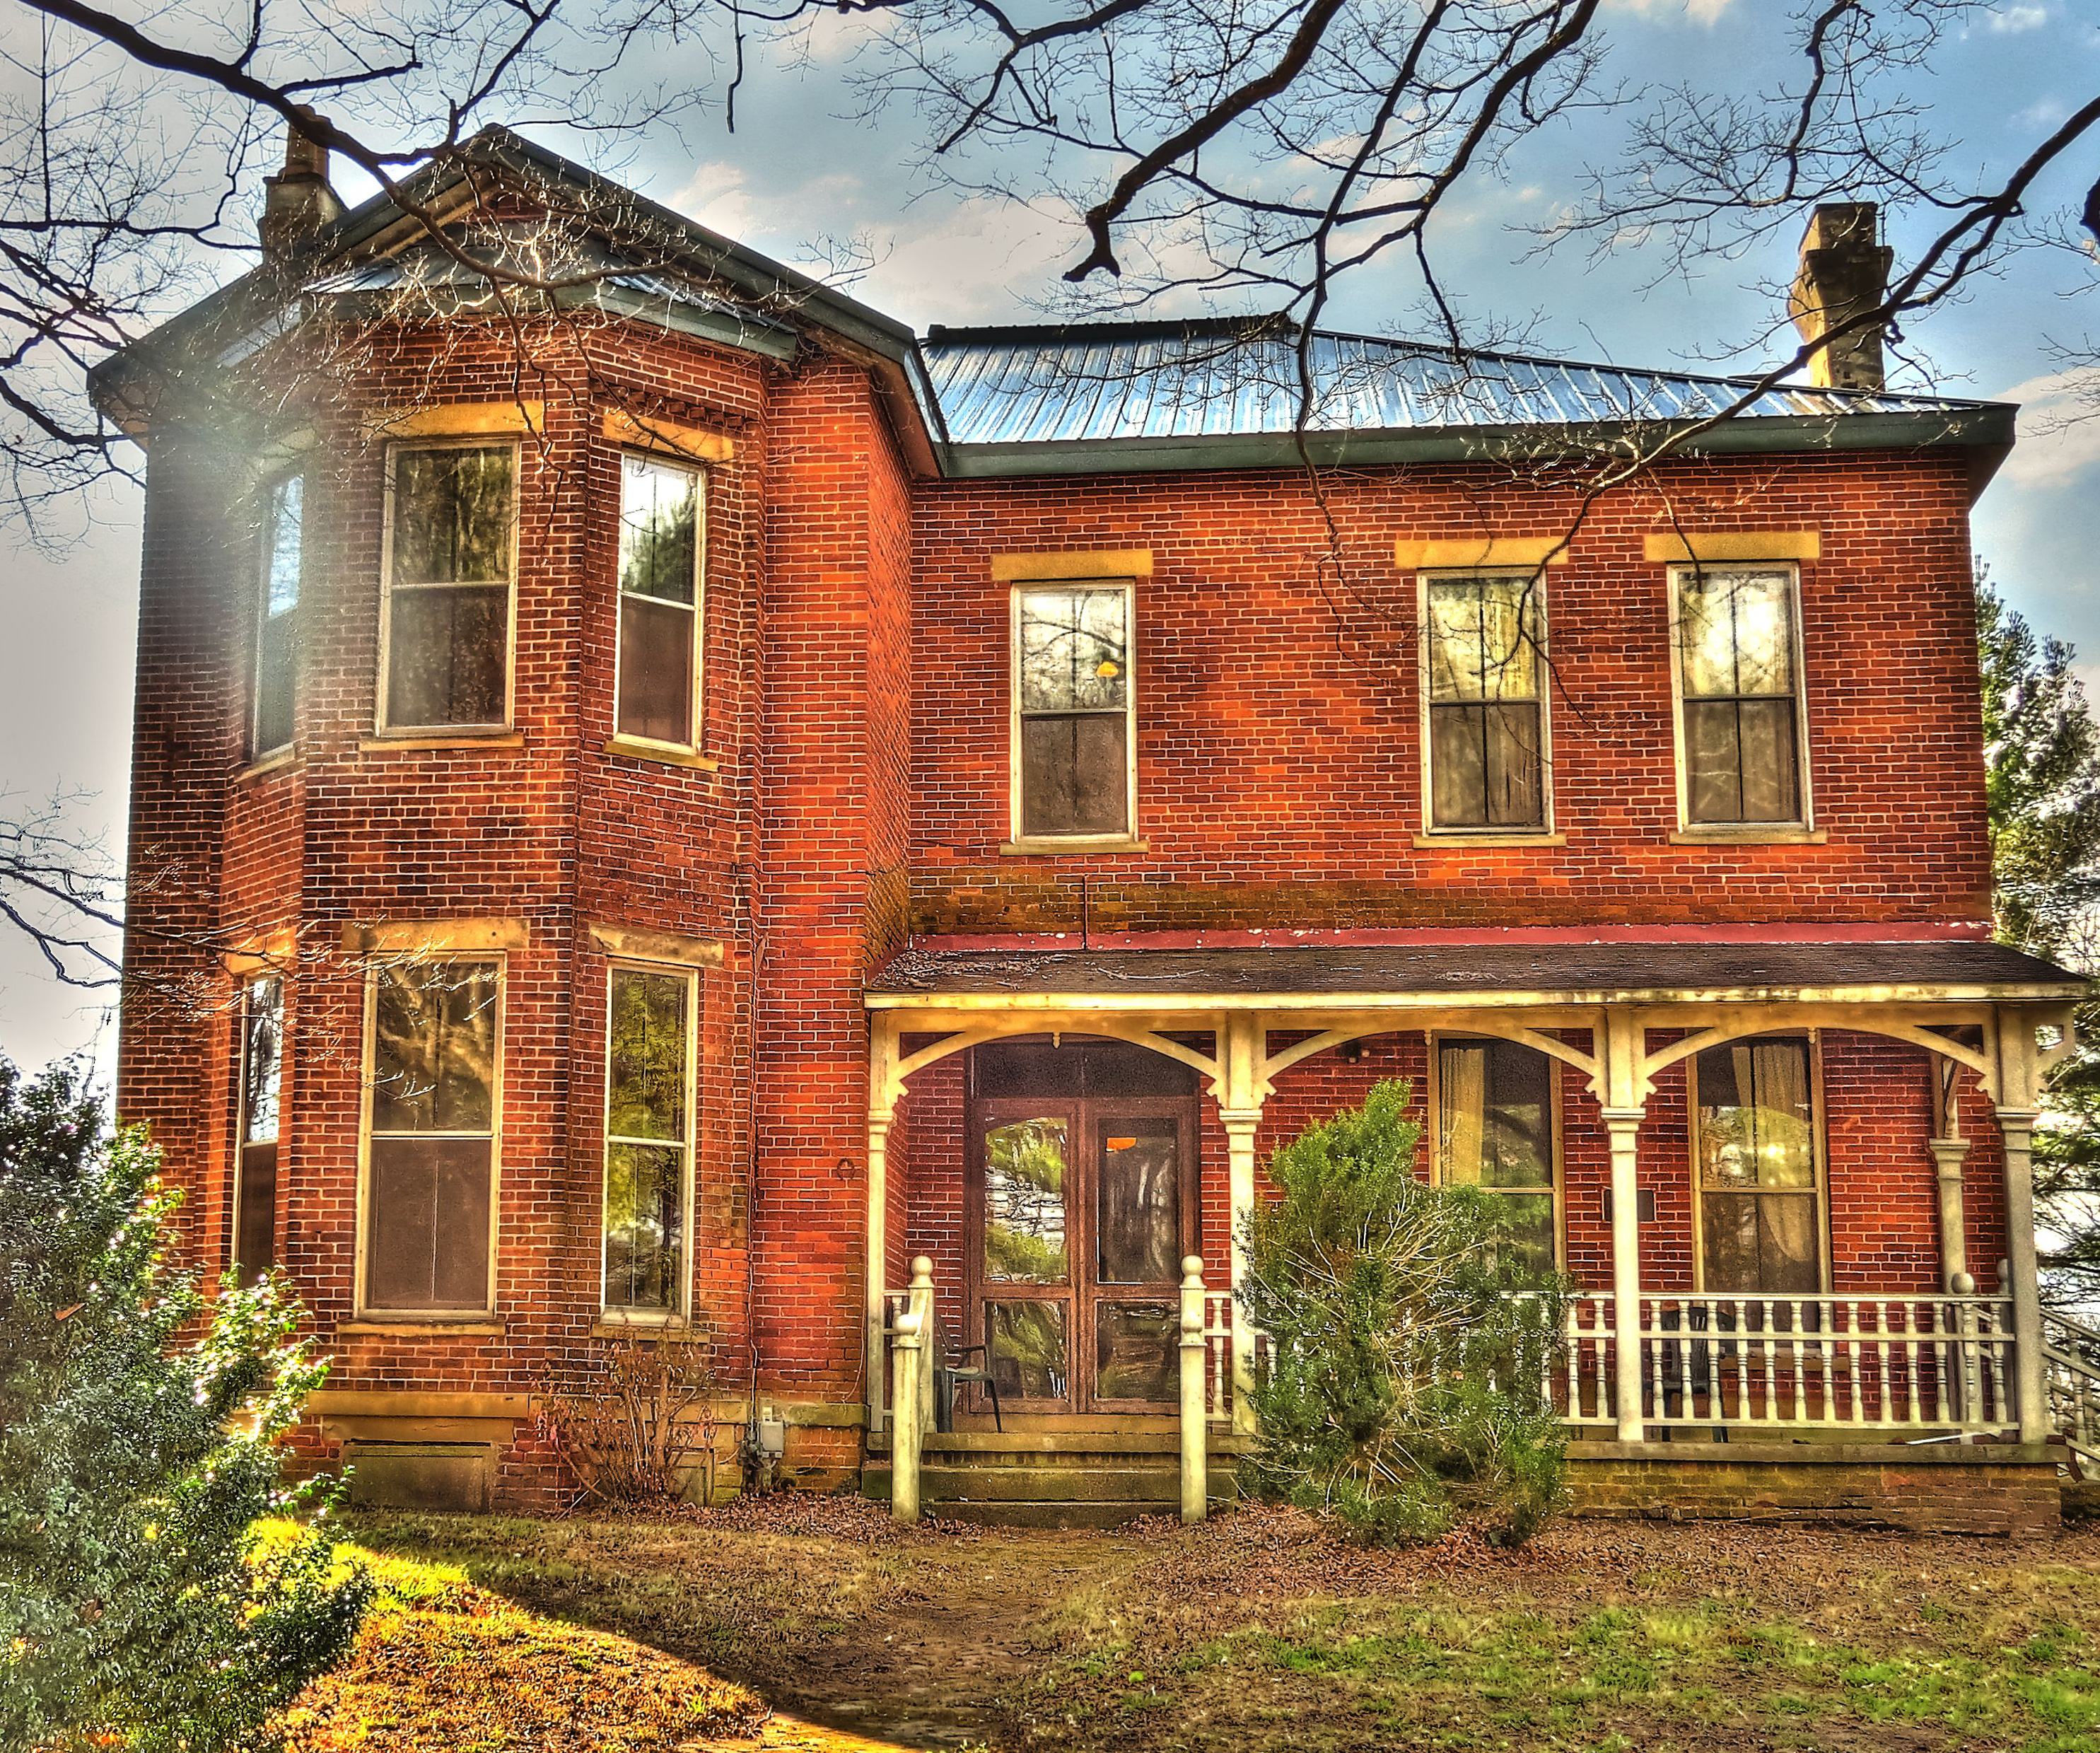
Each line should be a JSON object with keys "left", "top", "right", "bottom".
{"left": 967, "top": 1039, "right": 1198, "bottom": 1414}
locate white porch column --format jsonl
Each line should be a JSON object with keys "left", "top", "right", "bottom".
{"left": 1927, "top": 1135, "right": 1972, "bottom": 1291}
{"left": 866, "top": 1017, "right": 902, "bottom": 1436}
{"left": 1221, "top": 1107, "right": 1263, "bottom": 1434}
{"left": 1995, "top": 1105, "right": 2048, "bottom": 1443}
{"left": 1602, "top": 1107, "right": 1646, "bottom": 1444}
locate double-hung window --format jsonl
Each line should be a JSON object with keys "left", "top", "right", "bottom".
{"left": 616, "top": 453, "right": 704, "bottom": 748}
{"left": 362, "top": 959, "right": 501, "bottom": 1315}
{"left": 1013, "top": 583, "right": 1135, "bottom": 841}
{"left": 602, "top": 965, "right": 695, "bottom": 1315}
{"left": 252, "top": 475, "right": 303, "bottom": 757}
{"left": 380, "top": 443, "right": 515, "bottom": 732}
{"left": 233, "top": 973, "right": 284, "bottom": 1286}
{"left": 1437, "top": 1037, "right": 1558, "bottom": 1271}
{"left": 1424, "top": 572, "right": 1546, "bottom": 831}
{"left": 1693, "top": 1035, "right": 1822, "bottom": 1293}
{"left": 1674, "top": 566, "right": 1807, "bottom": 826}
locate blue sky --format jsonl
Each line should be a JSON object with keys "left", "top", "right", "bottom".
{"left": 0, "top": 0, "right": 2088, "bottom": 1073}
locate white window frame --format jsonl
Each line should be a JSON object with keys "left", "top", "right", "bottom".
{"left": 1667, "top": 561, "right": 1814, "bottom": 834}
{"left": 599, "top": 959, "right": 699, "bottom": 1322}
{"left": 612, "top": 450, "right": 708, "bottom": 753}
{"left": 354, "top": 953, "right": 506, "bottom": 1322}
{"left": 251, "top": 472, "right": 304, "bottom": 760}
{"left": 375, "top": 438, "right": 521, "bottom": 737}
{"left": 1416, "top": 569, "right": 1556, "bottom": 839}
{"left": 1426, "top": 1032, "right": 1565, "bottom": 1272}
{"left": 1007, "top": 577, "right": 1140, "bottom": 850}
{"left": 1686, "top": 1030, "right": 1832, "bottom": 1295}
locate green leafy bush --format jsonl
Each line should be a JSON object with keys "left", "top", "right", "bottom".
{"left": 1238, "top": 1078, "right": 1570, "bottom": 1546}
{"left": 0, "top": 1056, "right": 371, "bottom": 1750}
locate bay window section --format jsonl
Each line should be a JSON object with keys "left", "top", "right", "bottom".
{"left": 1694, "top": 1036, "right": 1821, "bottom": 1293}
{"left": 381, "top": 444, "right": 515, "bottom": 731}
{"left": 1015, "top": 583, "right": 1133, "bottom": 840}
{"left": 233, "top": 973, "right": 284, "bottom": 1286}
{"left": 1425, "top": 573, "right": 1546, "bottom": 831}
{"left": 1437, "top": 1037, "right": 1557, "bottom": 1270}
{"left": 602, "top": 966, "right": 694, "bottom": 1315}
{"left": 1676, "top": 566, "right": 1805, "bottom": 825}
{"left": 363, "top": 960, "right": 500, "bottom": 1315}
{"left": 616, "top": 454, "right": 704, "bottom": 747}
{"left": 252, "top": 474, "right": 303, "bottom": 757}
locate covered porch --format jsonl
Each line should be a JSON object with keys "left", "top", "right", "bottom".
{"left": 862, "top": 937, "right": 2086, "bottom": 1520}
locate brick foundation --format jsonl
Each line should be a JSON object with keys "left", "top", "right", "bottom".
{"left": 1568, "top": 1442, "right": 2063, "bottom": 1537}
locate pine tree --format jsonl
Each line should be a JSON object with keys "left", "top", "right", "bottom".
{"left": 0, "top": 1056, "right": 371, "bottom": 1749}
{"left": 1976, "top": 570, "right": 2100, "bottom": 1310}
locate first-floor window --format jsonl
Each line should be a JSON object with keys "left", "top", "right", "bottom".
{"left": 603, "top": 965, "right": 694, "bottom": 1312}
{"left": 1425, "top": 572, "right": 1546, "bottom": 830}
{"left": 364, "top": 959, "right": 500, "bottom": 1313}
{"left": 233, "top": 973, "right": 284, "bottom": 1286}
{"left": 1676, "top": 565, "right": 1805, "bottom": 825}
{"left": 1694, "top": 1035, "right": 1821, "bottom": 1292}
{"left": 1437, "top": 1037, "right": 1556, "bottom": 1270}
{"left": 1015, "top": 582, "right": 1134, "bottom": 839}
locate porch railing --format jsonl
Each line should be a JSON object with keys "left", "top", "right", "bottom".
{"left": 2043, "top": 1308, "right": 2100, "bottom": 1467}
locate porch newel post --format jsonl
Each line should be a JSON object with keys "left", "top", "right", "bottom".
{"left": 1995, "top": 1106, "right": 2048, "bottom": 1443}
{"left": 1179, "top": 1255, "right": 1208, "bottom": 1523}
{"left": 1603, "top": 1108, "right": 1646, "bottom": 1445}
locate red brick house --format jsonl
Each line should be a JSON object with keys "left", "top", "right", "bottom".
{"left": 93, "top": 127, "right": 2092, "bottom": 1530}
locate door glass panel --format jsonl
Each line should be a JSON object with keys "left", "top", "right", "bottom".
{"left": 986, "top": 1300, "right": 1068, "bottom": 1399}
{"left": 1097, "top": 1119, "right": 1179, "bottom": 1283}
{"left": 1095, "top": 1301, "right": 1177, "bottom": 1403}
{"left": 984, "top": 1116, "right": 1069, "bottom": 1283}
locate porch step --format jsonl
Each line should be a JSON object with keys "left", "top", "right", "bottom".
{"left": 934, "top": 1498, "right": 1181, "bottom": 1530}
{"left": 921, "top": 1464, "right": 1178, "bottom": 1503}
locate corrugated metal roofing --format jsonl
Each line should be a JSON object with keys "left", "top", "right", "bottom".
{"left": 918, "top": 321, "right": 1993, "bottom": 447}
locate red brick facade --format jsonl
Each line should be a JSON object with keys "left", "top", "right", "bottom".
{"left": 111, "top": 229, "right": 2035, "bottom": 1509}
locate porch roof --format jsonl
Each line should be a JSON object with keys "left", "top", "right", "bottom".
{"left": 864, "top": 937, "right": 2086, "bottom": 1010}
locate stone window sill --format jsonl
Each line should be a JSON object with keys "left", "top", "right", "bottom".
{"left": 591, "top": 1314, "right": 698, "bottom": 1339}
{"left": 340, "top": 1319, "right": 507, "bottom": 1338}
{"left": 358, "top": 730, "right": 525, "bottom": 754}
{"left": 1413, "top": 832, "right": 1567, "bottom": 849}
{"left": 235, "top": 745, "right": 300, "bottom": 783}
{"left": 605, "top": 736, "right": 720, "bottom": 771}
{"left": 999, "top": 837, "right": 1149, "bottom": 857}
{"left": 1669, "top": 827, "right": 1827, "bottom": 846}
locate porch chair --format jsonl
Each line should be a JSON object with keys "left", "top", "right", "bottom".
{"left": 930, "top": 1309, "right": 1003, "bottom": 1433}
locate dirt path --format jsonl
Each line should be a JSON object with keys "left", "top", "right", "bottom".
{"left": 753, "top": 1535, "right": 1126, "bottom": 1747}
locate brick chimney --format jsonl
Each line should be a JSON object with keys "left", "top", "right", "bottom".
{"left": 260, "top": 107, "right": 344, "bottom": 264}
{"left": 1788, "top": 202, "right": 1894, "bottom": 392}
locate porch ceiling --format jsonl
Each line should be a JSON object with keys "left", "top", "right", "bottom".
{"left": 864, "top": 938, "right": 2085, "bottom": 1011}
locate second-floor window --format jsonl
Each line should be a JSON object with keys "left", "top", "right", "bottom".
{"left": 1675, "top": 566, "right": 1806, "bottom": 825}
{"left": 603, "top": 965, "right": 694, "bottom": 1314}
{"left": 1014, "top": 583, "right": 1134, "bottom": 840}
{"left": 363, "top": 958, "right": 501, "bottom": 1315}
{"left": 233, "top": 972, "right": 283, "bottom": 1286}
{"left": 252, "top": 475, "right": 303, "bottom": 757}
{"left": 1424, "top": 573, "right": 1546, "bottom": 831}
{"left": 381, "top": 443, "right": 515, "bottom": 732}
{"left": 616, "top": 454, "right": 704, "bottom": 747}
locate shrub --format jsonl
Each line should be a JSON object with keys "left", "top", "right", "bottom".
{"left": 0, "top": 1056, "right": 371, "bottom": 1750}
{"left": 537, "top": 1338, "right": 725, "bottom": 1507}
{"left": 1237, "top": 1078, "right": 1570, "bottom": 1546}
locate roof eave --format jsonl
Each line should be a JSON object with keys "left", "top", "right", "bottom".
{"left": 934, "top": 403, "right": 2018, "bottom": 482}
{"left": 866, "top": 979, "right": 2088, "bottom": 1011}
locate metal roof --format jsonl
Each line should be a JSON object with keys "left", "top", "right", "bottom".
{"left": 866, "top": 938, "right": 2084, "bottom": 1006}
{"left": 918, "top": 320, "right": 1998, "bottom": 450}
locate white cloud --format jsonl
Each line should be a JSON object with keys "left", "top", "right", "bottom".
{"left": 1993, "top": 367, "right": 2100, "bottom": 491}
{"left": 1604, "top": 0, "right": 1734, "bottom": 23}
{"left": 1988, "top": 5, "right": 2051, "bottom": 33}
